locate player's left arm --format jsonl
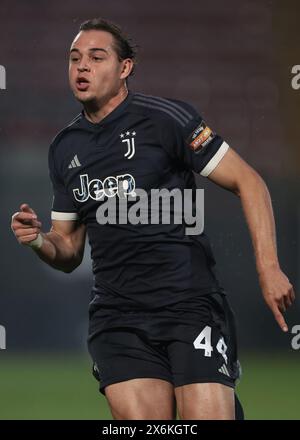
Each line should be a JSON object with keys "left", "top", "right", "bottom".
{"left": 207, "top": 146, "right": 296, "bottom": 332}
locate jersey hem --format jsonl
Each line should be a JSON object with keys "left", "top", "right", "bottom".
{"left": 200, "top": 141, "right": 229, "bottom": 176}
{"left": 51, "top": 211, "right": 79, "bottom": 220}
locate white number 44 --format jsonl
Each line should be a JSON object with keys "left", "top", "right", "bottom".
{"left": 193, "top": 325, "right": 228, "bottom": 364}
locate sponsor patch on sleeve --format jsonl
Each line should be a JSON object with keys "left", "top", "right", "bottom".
{"left": 186, "top": 120, "right": 216, "bottom": 153}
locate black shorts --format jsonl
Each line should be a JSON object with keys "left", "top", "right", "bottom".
{"left": 87, "top": 291, "right": 241, "bottom": 396}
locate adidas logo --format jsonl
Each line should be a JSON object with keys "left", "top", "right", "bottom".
{"left": 68, "top": 155, "right": 81, "bottom": 169}
{"left": 218, "top": 364, "right": 231, "bottom": 377}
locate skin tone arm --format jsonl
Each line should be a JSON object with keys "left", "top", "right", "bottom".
{"left": 207, "top": 147, "right": 296, "bottom": 332}
{"left": 11, "top": 204, "right": 86, "bottom": 273}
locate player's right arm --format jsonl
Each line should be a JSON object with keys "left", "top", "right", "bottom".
{"left": 11, "top": 203, "right": 86, "bottom": 273}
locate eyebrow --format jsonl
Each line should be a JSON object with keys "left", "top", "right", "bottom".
{"left": 70, "top": 47, "right": 109, "bottom": 55}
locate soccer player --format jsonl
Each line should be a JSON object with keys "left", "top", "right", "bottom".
{"left": 11, "top": 18, "right": 295, "bottom": 420}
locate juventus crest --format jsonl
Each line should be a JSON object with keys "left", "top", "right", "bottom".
{"left": 120, "top": 130, "right": 136, "bottom": 159}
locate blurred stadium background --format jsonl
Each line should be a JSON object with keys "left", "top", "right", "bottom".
{"left": 0, "top": 0, "right": 299, "bottom": 420}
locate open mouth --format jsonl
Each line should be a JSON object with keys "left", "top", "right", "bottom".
{"left": 76, "top": 77, "right": 90, "bottom": 91}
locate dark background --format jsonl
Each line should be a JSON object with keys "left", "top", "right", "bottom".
{"left": 0, "top": 0, "right": 299, "bottom": 359}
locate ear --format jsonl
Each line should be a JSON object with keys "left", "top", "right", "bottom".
{"left": 120, "top": 58, "right": 134, "bottom": 80}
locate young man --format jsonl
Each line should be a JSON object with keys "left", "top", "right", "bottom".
{"left": 11, "top": 18, "right": 295, "bottom": 420}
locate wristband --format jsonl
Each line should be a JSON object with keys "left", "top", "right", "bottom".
{"left": 27, "top": 233, "right": 44, "bottom": 249}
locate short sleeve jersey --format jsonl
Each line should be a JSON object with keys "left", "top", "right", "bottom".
{"left": 48, "top": 91, "right": 229, "bottom": 309}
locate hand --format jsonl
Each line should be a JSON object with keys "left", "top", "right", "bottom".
{"left": 258, "top": 265, "right": 296, "bottom": 332}
{"left": 11, "top": 203, "right": 42, "bottom": 245}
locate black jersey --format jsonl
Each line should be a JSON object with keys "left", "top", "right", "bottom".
{"left": 48, "top": 91, "right": 229, "bottom": 309}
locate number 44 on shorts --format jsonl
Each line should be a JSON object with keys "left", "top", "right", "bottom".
{"left": 193, "top": 325, "right": 228, "bottom": 364}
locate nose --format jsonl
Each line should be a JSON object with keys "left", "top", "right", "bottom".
{"left": 77, "top": 57, "right": 90, "bottom": 73}
{"left": 78, "top": 65, "right": 90, "bottom": 73}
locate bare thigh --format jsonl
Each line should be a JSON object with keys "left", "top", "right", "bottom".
{"left": 175, "top": 382, "right": 235, "bottom": 420}
{"left": 105, "top": 378, "right": 177, "bottom": 420}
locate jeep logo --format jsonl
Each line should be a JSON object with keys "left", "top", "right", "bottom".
{"left": 73, "top": 173, "right": 136, "bottom": 202}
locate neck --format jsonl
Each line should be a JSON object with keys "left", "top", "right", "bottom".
{"left": 83, "top": 85, "right": 129, "bottom": 124}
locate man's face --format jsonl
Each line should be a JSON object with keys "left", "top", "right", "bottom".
{"left": 69, "top": 30, "right": 126, "bottom": 104}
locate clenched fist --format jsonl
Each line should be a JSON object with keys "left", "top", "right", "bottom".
{"left": 11, "top": 204, "right": 42, "bottom": 246}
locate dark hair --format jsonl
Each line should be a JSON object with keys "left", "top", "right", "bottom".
{"left": 79, "top": 18, "right": 138, "bottom": 77}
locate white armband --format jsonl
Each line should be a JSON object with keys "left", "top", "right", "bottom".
{"left": 27, "top": 233, "right": 44, "bottom": 249}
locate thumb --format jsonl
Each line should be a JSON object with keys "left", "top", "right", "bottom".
{"left": 20, "top": 203, "right": 36, "bottom": 216}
